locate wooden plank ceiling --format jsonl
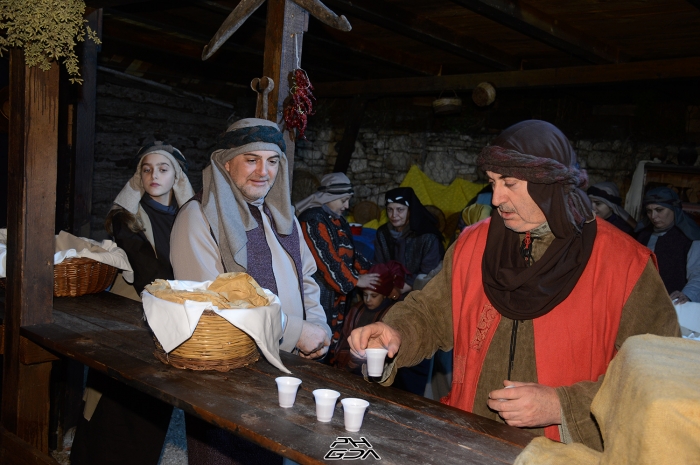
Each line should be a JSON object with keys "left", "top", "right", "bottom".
{"left": 85, "top": 0, "right": 700, "bottom": 100}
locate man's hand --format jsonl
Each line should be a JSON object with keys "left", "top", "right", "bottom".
{"left": 296, "top": 322, "right": 330, "bottom": 359}
{"left": 486, "top": 381, "right": 561, "bottom": 428}
{"left": 670, "top": 290, "right": 690, "bottom": 304}
{"left": 348, "top": 322, "right": 401, "bottom": 359}
{"left": 357, "top": 273, "right": 381, "bottom": 289}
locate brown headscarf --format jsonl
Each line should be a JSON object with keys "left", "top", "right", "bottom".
{"left": 477, "top": 120, "right": 596, "bottom": 320}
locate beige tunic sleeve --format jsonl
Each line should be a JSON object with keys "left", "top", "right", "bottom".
{"left": 556, "top": 258, "right": 681, "bottom": 450}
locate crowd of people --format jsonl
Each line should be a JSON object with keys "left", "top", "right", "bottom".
{"left": 71, "top": 117, "right": 690, "bottom": 464}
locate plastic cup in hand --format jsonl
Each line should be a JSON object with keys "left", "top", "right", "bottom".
{"left": 364, "top": 348, "right": 388, "bottom": 377}
{"left": 498, "top": 384, "right": 516, "bottom": 401}
{"left": 312, "top": 389, "right": 341, "bottom": 422}
{"left": 275, "top": 377, "right": 302, "bottom": 408}
{"left": 341, "top": 398, "right": 370, "bottom": 432}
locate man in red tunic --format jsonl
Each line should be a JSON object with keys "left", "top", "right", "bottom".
{"left": 348, "top": 120, "right": 680, "bottom": 450}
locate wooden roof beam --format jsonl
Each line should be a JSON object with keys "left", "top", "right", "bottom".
{"left": 321, "top": 0, "right": 521, "bottom": 71}
{"left": 104, "top": 11, "right": 365, "bottom": 80}
{"left": 450, "top": 0, "right": 626, "bottom": 64}
{"left": 318, "top": 26, "right": 442, "bottom": 76}
{"left": 85, "top": 0, "right": 161, "bottom": 7}
{"left": 314, "top": 57, "right": 700, "bottom": 97}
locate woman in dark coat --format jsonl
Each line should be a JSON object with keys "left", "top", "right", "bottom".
{"left": 373, "top": 186, "right": 444, "bottom": 395}
{"left": 374, "top": 187, "right": 443, "bottom": 292}
{"left": 587, "top": 181, "right": 636, "bottom": 235}
{"left": 71, "top": 142, "right": 194, "bottom": 465}
{"left": 637, "top": 187, "right": 700, "bottom": 304}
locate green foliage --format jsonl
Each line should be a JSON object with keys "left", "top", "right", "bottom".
{"left": 0, "top": 0, "right": 101, "bottom": 84}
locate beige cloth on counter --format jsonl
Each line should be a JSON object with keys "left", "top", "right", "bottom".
{"left": 515, "top": 334, "right": 700, "bottom": 465}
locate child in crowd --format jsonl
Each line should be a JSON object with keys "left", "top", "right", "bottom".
{"left": 332, "top": 260, "right": 408, "bottom": 374}
{"left": 71, "top": 142, "right": 193, "bottom": 465}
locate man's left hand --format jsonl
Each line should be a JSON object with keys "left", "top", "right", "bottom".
{"left": 296, "top": 322, "right": 330, "bottom": 359}
{"left": 486, "top": 381, "right": 561, "bottom": 428}
{"left": 670, "top": 290, "right": 689, "bottom": 304}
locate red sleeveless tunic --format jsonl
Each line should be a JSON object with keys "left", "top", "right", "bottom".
{"left": 443, "top": 218, "right": 652, "bottom": 440}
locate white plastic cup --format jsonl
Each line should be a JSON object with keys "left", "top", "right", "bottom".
{"left": 312, "top": 389, "right": 341, "bottom": 422}
{"left": 275, "top": 377, "right": 302, "bottom": 408}
{"left": 498, "top": 384, "right": 516, "bottom": 401}
{"left": 341, "top": 398, "right": 370, "bottom": 432}
{"left": 364, "top": 348, "right": 388, "bottom": 377}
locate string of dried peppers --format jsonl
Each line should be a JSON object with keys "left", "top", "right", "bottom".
{"left": 283, "top": 69, "right": 315, "bottom": 140}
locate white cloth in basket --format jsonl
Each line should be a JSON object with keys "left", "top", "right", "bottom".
{"left": 0, "top": 229, "right": 133, "bottom": 281}
{"left": 142, "top": 279, "right": 290, "bottom": 373}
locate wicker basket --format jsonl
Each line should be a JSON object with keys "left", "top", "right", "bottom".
{"left": 54, "top": 257, "right": 118, "bottom": 297}
{"left": 153, "top": 310, "right": 259, "bottom": 372}
{"left": 1, "top": 257, "right": 117, "bottom": 297}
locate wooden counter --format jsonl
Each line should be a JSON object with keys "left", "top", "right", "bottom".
{"left": 7, "top": 292, "right": 533, "bottom": 464}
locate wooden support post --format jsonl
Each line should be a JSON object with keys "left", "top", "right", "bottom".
{"left": 263, "top": 0, "right": 309, "bottom": 183}
{"left": 1, "top": 49, "right": 59, "bottom": 456}
{"left": 71, "top": 8, "right": 102, "bottom": 237}
{"left": 333, "top": 95, "right": 367, "bottom": 174}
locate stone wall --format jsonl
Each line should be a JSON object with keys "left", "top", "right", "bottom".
{"left": 295, "top": 125, "right": 692, "bottom": 208}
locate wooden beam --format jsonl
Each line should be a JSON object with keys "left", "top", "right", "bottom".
{"left": 333, "top": 95, "right": 367, "bottom": 174}
{"left": 103, "top": 11, "right": 361, "bottom": 81}
{"left": 450, "top": 0, "right": 625, "bottom": 64}
{"left": 71, "top": 9, "right": 102, "bottom": 237}
{"left": 315, "top": 57, "right": 700, "bottom": 97}
{"left": 111, "top": 0, "right": 200, "bottom": 13}
{"left": 320, "top": 26, "right": 441, "bottom": 76}
{"left": 323, "top": 0, "right": 520, "bottom": 71}
{"left": 1, "top": 49, "right": 58, "bottom": 454}
{"left": 85, "top": 0, "right": 154, "bottom": 7}
{"left": 263, "top": 0, "right": 309, "bottom": 181}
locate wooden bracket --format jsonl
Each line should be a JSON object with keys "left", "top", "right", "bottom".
{"left": 19, "top": 337, "right": 59, "bottom": 365}
{"left": 0, "top": 325, "right": 58, "bottom": 363}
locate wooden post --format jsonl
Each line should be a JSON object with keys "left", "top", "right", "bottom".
{"left": 263, "top": 0, "right": 309, "bottom": 183}
{"left": 333, "top": 95, "right": 367, "bottom": 174}
{"left": 1, "top": 49, "right": 59, "bottom": 457}
{"left": 71, "top": 8, "right": 102, "bottom": 237}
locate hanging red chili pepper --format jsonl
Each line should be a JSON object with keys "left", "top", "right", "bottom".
{"left": 283, "top": 68, "right": 315, "bottom": 140}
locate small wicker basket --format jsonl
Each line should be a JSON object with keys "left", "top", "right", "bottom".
{"left": 54, "top": 257, "right": 118, "bottom": 297}
{"left": 0, "top": 257, "right": 117, "bottom": 297}
{"left": 153, "top": 310, "right": 259, "bottom": 372}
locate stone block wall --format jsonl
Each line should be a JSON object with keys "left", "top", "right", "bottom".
{"left": 295, "top": 125, "right": 694, "bottom": 208}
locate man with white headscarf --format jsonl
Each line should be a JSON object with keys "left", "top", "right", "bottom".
{"left": 170, "top": 118, "right": 331, "bottom": 465}
{"left": 296, "top": 173, "right": 377, "bottom": 363}
{"left": 171, "top": 118, "right": 330, "bottom": 356}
